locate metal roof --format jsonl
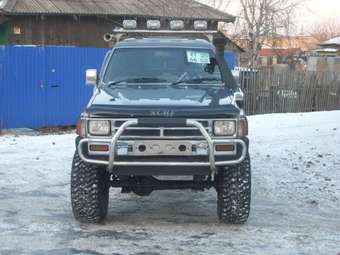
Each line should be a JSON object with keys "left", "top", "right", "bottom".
{"left": 320, "top": 36, "right": 340, "bottom": 46}
{"left": 115, "top": 37, "right": 214, "bottom": 49}
{"left": 0, "top": 0, "right": 235, "bottom": 22}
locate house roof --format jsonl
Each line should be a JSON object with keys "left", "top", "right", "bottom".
{"left": 315, "top": 48, "right": 339, "bottom": 53}
{"left": 219, "top": 32, "right": 245, "bottom": 52}
{"left": 0, "top": 0, "right": 235, "bottom": 22}
{"left": 320, "top": 37, "right": 340, "bottom": 46}
{"left": 262, "top": 36, "right": 321, "bottom": 52}
{"left": 260, "top": 48, "right": 301, "bottom": 57}
{"left": 225, "top": 37, "right": 245, "bottom": 53}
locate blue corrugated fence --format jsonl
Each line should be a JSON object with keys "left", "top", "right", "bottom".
{"left": 0, "top": 46, "right": 108, "bottom": 129}
{"left": 0, "top": 46, "right": 237, "bottom": 129}
{"left": 224, "top": 51, "right": 236, "bottom": 70}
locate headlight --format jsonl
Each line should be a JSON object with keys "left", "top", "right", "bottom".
{"left": 88, "top": 120, "right": 111, "bottom": 135}
{"left": 214, "top": 120, "right": 236, "bottom": 136}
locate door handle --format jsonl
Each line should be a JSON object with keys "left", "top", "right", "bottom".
{"left": 50, "top": 85, "right": 60, "bottom": 88}
{"left": 40, "top": 80, "right": 44, "bottom": 89}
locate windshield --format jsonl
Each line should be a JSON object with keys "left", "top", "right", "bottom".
{"left": 102, "top": 48, "right": 223, "bottom": 86}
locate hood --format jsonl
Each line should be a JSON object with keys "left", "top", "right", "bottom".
{"left": 87, "top": 84, "right": 240, "bottom": 118}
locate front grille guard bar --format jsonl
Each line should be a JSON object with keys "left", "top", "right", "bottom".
{"left": 77, "top": 119, "right": 247, "bottom": 173}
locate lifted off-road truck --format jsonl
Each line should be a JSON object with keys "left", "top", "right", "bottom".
{"left": 71, "top": 21, "right": 251, "bottom": 224}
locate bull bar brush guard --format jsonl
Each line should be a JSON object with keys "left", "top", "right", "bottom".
{"left": 77, "top": 119, "right": 247, "bottom": 173}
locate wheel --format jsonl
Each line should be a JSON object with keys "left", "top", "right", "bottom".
{"left": 217, "top": 154, "right": 251, "bottom": 224}
{"left": 71, "top": 151, "right": 110, "bottom": 223}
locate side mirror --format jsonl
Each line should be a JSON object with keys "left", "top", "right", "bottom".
{"left": 234, "top": 91, "right": 245, "bottom": 109}
{"left": 86, "top": 69, "right": 98, "bottom": 86}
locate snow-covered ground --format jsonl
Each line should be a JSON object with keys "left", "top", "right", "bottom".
{"left": 0, "top": 111, "right": 339, "bottom": 255}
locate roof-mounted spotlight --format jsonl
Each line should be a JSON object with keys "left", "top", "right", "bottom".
{"left": 123, "top": 20, "right": 137, "bottom": 29}
{"left": 170, "top": 20, "right": 184, "bottom": 30}
{"left": 103, "top": 33, "right": 114, "bottom": 42}
{"left": 194, "top": 20, "right": 208, "bottom": 30}
{"left": 147, "top": 20, "right": 161, "bottom": 30}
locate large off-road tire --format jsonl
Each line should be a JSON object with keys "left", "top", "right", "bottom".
{"left": 71, "top": 151, "right": 110, "bottom": 223}
{"left": 217, "top": 154, "right": 251, "bottom": 224}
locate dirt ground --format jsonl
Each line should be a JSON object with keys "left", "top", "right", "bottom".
{"left": 0, "top": 111, "right": 339, "bottom": 255}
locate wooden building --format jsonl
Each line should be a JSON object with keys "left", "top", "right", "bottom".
{"left": 0, "top": 0, "right": 234, "bottom": 47}
{"left": 259, "top": 36, "right": 321, "bottom": 66}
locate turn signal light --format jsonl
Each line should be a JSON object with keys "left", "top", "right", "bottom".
{"left": 76, "top": 119, "right": 86, "bottom": 137}
{"left": 239, "top": 117, "right": 248, "bottom": 137}
{"left": 215, "top": 144, "right": 235, "bottom": 152}
{"left": 89, "top": 144, "right": 109, "bottom": 152}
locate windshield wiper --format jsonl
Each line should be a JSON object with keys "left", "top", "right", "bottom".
{"left": 106, "top": 78, "right": 169, "bottom": 86}
{"left": 171, "top": 77, "right": 223, "bottom": 85}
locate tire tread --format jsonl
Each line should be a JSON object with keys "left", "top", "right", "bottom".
{"left": 71, "top": 151, "right": 109, "bottom": 223}
{"left": 217, "top": 154, "right": 251, "bottom": 224}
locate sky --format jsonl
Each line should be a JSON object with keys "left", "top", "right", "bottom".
{"left": 279, "top": 0, "right": 340, "bottom": 32}
{"left": 297, "top": 0, "right": 340, "bottom": 29}
{"left": 200, "top": 0, "right": 340, "bottom": 33}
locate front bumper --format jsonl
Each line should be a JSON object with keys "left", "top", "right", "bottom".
{"left": 77, "top": 119, "right": 248, "bottom": 173}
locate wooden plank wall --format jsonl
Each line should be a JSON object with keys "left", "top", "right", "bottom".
{"left": 5, "top": 15, "right": 219, "bottom": 48}
{"left": 7, "top": 15, "right": 118, "bottom": 47}
{"left": 0, "top": 22, "right": 9, "bottom": 44}
{"left": 239, "top": 67, "right": 340, "bottom": 115}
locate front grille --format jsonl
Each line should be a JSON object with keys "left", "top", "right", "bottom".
{"left": 112, "top": 119, "right": 212, "bottom": 139}
{"left": 122, "top": 129, "right": 161, "bottom": 137}
{"left": 163, "top": 129, "right": 208, "bottom": 137}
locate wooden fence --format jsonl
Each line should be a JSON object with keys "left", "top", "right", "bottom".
{"left": 238, "top": 67, "right": 340, "bottom": 115}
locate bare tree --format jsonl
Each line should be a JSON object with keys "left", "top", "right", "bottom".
{"left": 310, "top": 16, "right": 340, "bottom": 42}
{"left": 202, "top": 0, "right": 235, "bottom": 33}
{"left": 237, "top": 0, "right": 302, "bottom": 67}
{"left": 202, "top": 0, "right": 302, "bottom": 66}
{"left": 207, "top": 0, "right": 232, "bottom": 11}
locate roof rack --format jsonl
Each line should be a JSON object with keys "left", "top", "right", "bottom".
{"left": 104, "top": 29, "right": 218, "bottom": 43}
{"left": 103, "top": 19, "right": 219, "bottom": 43}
